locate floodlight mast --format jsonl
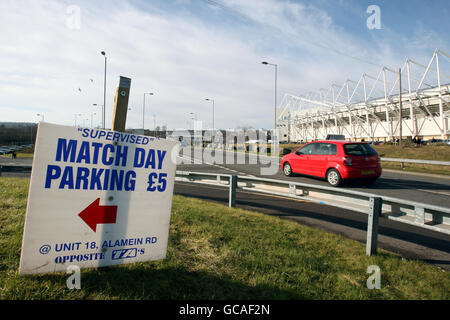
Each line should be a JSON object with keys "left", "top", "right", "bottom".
{"left": 101, "top": 51, "right": 107, "bottom": 129}
{"left": 143, "top": 92, "right": 154, "bottom": 132}
{"left": 205, "top": 98, "right": 215, "bottom": 130}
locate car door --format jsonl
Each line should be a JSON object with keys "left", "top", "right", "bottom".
{"left": 305, "top": 143, "right": 325, "bottom": 176}
{"left": 314, "top": 143, "right": 337, "bottom": 178}
{"left": 290, "top": 143, "right": 316, "bottom": 175}
{"left": 298, "top": 143, "right": 337, "bottom": 177}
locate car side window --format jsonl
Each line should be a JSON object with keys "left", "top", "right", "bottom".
{"left": 297, "top": 143, "right": 315, "bottom": 155}
{"left": 319, "top": 143, "right": 337, "bottom": 155}
{"left": 298, "top": 143, "right": 337, "bottom": 155}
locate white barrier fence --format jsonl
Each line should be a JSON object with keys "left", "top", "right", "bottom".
{"left": 380, "top": 158, "right": 450, "bottom": 166}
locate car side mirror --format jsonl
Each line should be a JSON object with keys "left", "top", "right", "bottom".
{"left": 282, "top": 148, "right": 291, "bottom": 155}
{"left": 295, "top": 150, "right": 303, "bottom": 155}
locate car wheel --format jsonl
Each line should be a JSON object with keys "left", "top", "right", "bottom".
{"left": 326, "top": 169, "right": 342, "bottom": 187}
{"left": 283, "top": 162, "right": 293, "bottom": 176}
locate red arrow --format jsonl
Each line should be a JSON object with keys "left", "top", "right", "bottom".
{"left": 78, "top": 198, "right": 117, "bottom": 232}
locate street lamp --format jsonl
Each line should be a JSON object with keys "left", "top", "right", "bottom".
{"left": 101, "top": 51, "right": 107, "bottom": 129}
{"left": 205, "top": 98, "right": 215, "bottom": 130}
{"left": 91, "top": 112, "right": 96, "bottom": 128}
{"left": 143, "top": 92, "right": 154, "bottom": 131}
{"left": 261, "top": 61, "right": 278, "bottom": 133}
{"left": 189, "top": 112, "right": 197, "bottom": 130}
{"left": 92, "top": 104, "right": 103, "bottom": 128}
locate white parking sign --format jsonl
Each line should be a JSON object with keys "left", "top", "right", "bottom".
{"left": 19, "top": 122, "right": 178, "bottom": 275}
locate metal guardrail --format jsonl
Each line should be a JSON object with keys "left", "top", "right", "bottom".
{"left": 0, "top": 165, "right": 32, "bottom": 176}
{"left": 175, "top": 170, "right": 450, "bottom": 256}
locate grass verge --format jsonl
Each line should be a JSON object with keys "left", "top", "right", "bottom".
{"left": 0, "top": 147, "right": 34, "bottom": 159}
{"left": 374, "top": 144, "right": 450, "bottom": 161}
{"left": 373, "top": 144, "right": 450, "bottom": 176}
{"left": 0, "top": 177, "right": 449, "bottom": 299}
{"left": 381, "top": 161, "right": 450, "bottom": 176}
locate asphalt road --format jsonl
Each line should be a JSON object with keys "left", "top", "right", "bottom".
{"left": 2, "top": 151, "right": 449, "bottom": 208}
{"left": 176, "top": 149, "right": 450, "bottom": 208}
{"left": 0, "top": 157, "right": 33, "bottom": 166}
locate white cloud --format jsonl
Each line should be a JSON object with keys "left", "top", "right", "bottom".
{"left": 1, "top": 0, "right": 287, "bottom": 129}
{"left": 0, "top": 0, "right": 447, "bottom": 130}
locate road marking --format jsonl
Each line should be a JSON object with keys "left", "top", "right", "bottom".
{"left": 240, "top": 190, "right": 309, "bottom": 204}
{"left": 417, "top": 189, "right": 450, "bottom": 196}
{"left": 382, "top": 181, "right": 450, "bottom": 196}
{"left": 177, "top": 155, "right": 255, "bottom": 177}
{"left": 0, "top": 161, "right": 21, "bottom": 165}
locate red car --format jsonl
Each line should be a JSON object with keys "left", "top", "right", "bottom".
{"left": 281, "top": 141, "right": 382, "bottom": 186}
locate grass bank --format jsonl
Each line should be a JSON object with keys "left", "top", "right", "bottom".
{"left": 374, "top": 144, "right": 450, "bottom": 175}
{"left": 1, "top": 177, "right": 449, "bottom": 300}
{"left": 0, "top": 147, "right": 34, "bottom": 159}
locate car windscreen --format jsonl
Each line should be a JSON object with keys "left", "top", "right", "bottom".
{"left": 343, "top": 143, "right": 378, "bottom": 156}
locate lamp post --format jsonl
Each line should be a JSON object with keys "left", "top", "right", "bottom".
{"left": 92, "top": 104, "right": 103, "bottom": 128}
{"left": 189, "top": 112, "right": 197, "bottom": 130}
{"left": 261, "top": 61, "right": 278, "bottom": 134}
{"left": 74, "top": 113, "right": 82, "bottom": 127}
{"left": 143, "top": 92, "right": 154, "bottom": 132}
{"left": 101, "top": 51, "right": 107, "bottom": 129}
{"left": 205, "top": 98, "right": 215, "bottom": 130}
{"left": 91, "top": 112, "right": 96, "bottom": 128}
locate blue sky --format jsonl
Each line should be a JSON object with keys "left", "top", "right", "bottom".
{"left": 1, "top": 0, "right": 449, "bottom": 130}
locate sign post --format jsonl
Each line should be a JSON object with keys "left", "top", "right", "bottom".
{"left": 366, "top": 197, "right": 382, "bottom": 256}
{"left": 111, "top": 76, "right": 131, "bottom": 132}
{"left": 19, "top": 122, "right": 178, "bottom": 274}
